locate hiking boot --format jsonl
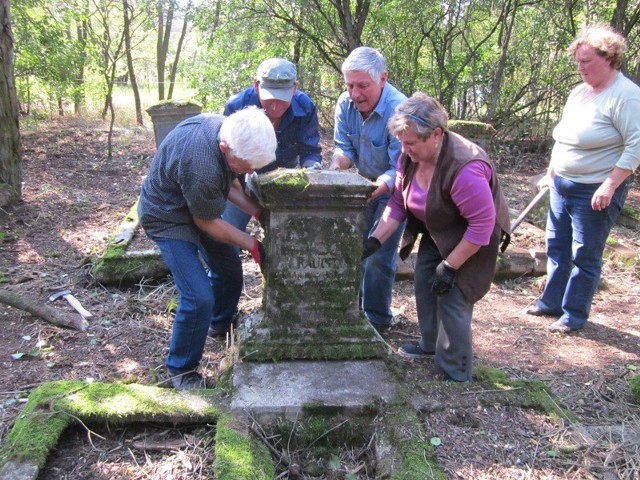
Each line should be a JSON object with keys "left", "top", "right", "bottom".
{"left": 162, "top": 370, "right": 207, "bottom": 390}
{"left": 398, "top": 342, "right": 434, "bottom": 359}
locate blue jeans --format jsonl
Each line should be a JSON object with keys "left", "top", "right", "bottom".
{"left": 415, "top": 234, "right": 473, "bottom": 382}
{"left": 536, "top": 175, "right": 631, "bottom": 330}
{"left": 206, "top": 200, "right": 250, "bottom": 327}
{"left": 152, "top": 234, "right": 242, "bottom": 373}
{"left": 362, "top": 194, "right": 405, "bottom": 326}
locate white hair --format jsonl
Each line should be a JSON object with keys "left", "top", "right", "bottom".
{"left": 341, "top": 46, "right": 387, "bottom": 84}
{"left": 219, "top": 106, "right": 277, "bottom": 170}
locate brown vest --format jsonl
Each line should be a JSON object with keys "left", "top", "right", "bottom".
{"left": 399, "top": 132, "right": 510, "bottom": 304}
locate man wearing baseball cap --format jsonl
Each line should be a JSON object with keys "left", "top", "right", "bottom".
{"left": 207, "top": 58, "right": 322, "bottom": 338}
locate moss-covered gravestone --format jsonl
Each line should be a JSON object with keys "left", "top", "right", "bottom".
{"left": 238, "top": 169, "right": 386, "bottom": 362}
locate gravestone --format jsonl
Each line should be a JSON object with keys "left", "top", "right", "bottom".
{"left": 237, "top": 169, "right": 386, "bottom": 362}
{"left": 146, "top": 99, "right": 202, "bottom": 147}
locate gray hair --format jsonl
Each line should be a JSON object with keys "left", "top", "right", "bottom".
{"left": 388, "top": 92, "right": 449, "bottom": 140}
{"left": 220, "top": 106, "right": 277, "bottom": 169}
{"left": 341, "top": 46, "right": 387, "bottom": 84}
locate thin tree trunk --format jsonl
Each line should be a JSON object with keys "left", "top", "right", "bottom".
{"left": 123, "top": 0, "right": 143, "bottom": 125}
{"left": 167, "top": 16, "right": 187, "bottom": 100}
{"left": 486, "top": 0, "right": 519, "bottom": 122}
{"left": 0, "top": 289, "right": 88, "bottom": 332}
{"left": 0, "top": 0, "right": 22, "bottom": 206}
{"left": 74, "top": 4, "right": 89, "bottom": 116}
{"left": 156, "top": 0, "right": 174, "bottom": 101}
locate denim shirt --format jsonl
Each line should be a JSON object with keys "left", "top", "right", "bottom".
{"left": 224, "top": 87, "right": 322, "bottom": 173}
{"left": 333, "top": 82, "right": 407, "bottom": 191}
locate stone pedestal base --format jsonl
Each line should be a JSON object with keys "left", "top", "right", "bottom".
{"left": 239, "top": 311, "right": 386, "bottom": 362}
{"left": 231, "top": 359, "right": 396, "bottom": 422}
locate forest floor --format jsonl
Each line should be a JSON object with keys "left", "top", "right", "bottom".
{"left": 0, "top": 117, "right": 639, "bottom": 479}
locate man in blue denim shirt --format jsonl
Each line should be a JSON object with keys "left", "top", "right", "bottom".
{"left": 208, "top": 58, "right": 322, "bottom": 337}
{"left": 330, "top": 46, "right": 407, "bottom": 332}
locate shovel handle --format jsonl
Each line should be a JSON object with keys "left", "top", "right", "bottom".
{"left": 510, "top": 186, "right": 550, "bottom": 233}
{"left": 64, "top": 294, "right": 93, "bottom": 318}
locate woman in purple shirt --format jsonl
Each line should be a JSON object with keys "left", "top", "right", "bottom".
{"left": 363, "top": 92, "right": 510, "bottom": 382}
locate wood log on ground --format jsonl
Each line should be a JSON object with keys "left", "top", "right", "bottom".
{"left": 0, "top": 289, "right": 88, "bottom": 332}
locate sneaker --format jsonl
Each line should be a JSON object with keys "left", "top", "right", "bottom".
{"left": 398, "top": 342, "right": 434, "bottom": 359}
{"left": 163, "top": 370, "right": 207, "bottom": 390}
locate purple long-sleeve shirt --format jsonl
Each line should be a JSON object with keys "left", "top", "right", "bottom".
{"left": 385, "top": 160, "right": 496, "bottom": 245}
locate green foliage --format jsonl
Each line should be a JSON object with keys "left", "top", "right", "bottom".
{"left": 12, "top": 0, "right": 640, "bottom": 139}
{"left": 189, "top": 1, "right": 294, "bottom": 112}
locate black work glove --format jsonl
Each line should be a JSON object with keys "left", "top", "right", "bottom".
{"left": 431, "top": 260, "right": 457, "bottom": 295}
{"left": 362, "top": 237, "right": 382, "bottom": 260}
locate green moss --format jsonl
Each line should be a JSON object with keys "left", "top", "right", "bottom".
{"left": 55, "top": 382, "right": 219, "bottom": 422}
{"left": 240, "top": 340, "right": 385, "bottom": 362}
{"left": 630, "top": 375, "right": 640, "bottom": 403}
{"left": 473, "top": 365, "right": 576, "bottom": 421}
{"left": 89, "top": 253, "right": 167, "bottom": 284}
{"left": 214, "top": 414, "right": 275, "bottom": 480}
{"left": 621, "top": 204, "right": 640, "bottom": 221}
{"left": 254, "top": 169, "right": 310, "bottom": 201}
{"left": 146, "top": 99, "right": 202, "bottom": 110}
{"left": 0, "top": 380, "right": 220, "bottom": 471}
{"left": 267, "top": 404, "right": 377, "bottom": 456}
{"left": 448, "top": 120, "right": 496, "bottom": 137}
{"left": 379, "top": 389, "right": 446, "bottom": 479}
{"left": 88, "top": 200, "right": 169, "bottom": 284}
{"left": 0, "top": 380, "right": 81, "bottom": 469}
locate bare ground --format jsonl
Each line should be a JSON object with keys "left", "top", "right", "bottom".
{"left": 0, "top": 118, "right": 639, "bottom": 479}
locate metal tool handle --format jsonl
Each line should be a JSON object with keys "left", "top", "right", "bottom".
{"left": 510, "top": 186, "right": 550, "bottom": 233}
{"left": 63, "top": 294, "right": 93, "bottom": 318}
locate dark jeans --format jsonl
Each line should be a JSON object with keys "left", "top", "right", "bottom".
{"left": 415, "top": 234, "right": 473, "bottom": 382}
{"left": 206, "top": 200, "right": 251, "bottom": 330}
{"left": 536, "top": 175, "right": 631, "bottom": 329}
{"left": 151, "top": 234, "right": 242, "bottom": 372}
{"left": 362, "top": 194, "right": 405, "bottom": 326}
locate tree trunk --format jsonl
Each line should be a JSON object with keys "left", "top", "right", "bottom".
{"left": 486, "top": 0, "right": 519, "bottom": 122}
{"left": 123, "top": 0, "right": 143, "bottom": 125}
{"left": 74, "top": 4, "right": 89, "bottom": 116}
{"left": 167, "top": 16, "right": 187, "bottom": 100}
{"left": 156, "top": 0, "right": 174, "bottom": 101}
{"left": 0, "top": 289, "right": 88, "bottom": 332}
{"left": 0, "top": 0, "right": 21, "bottom": 206}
